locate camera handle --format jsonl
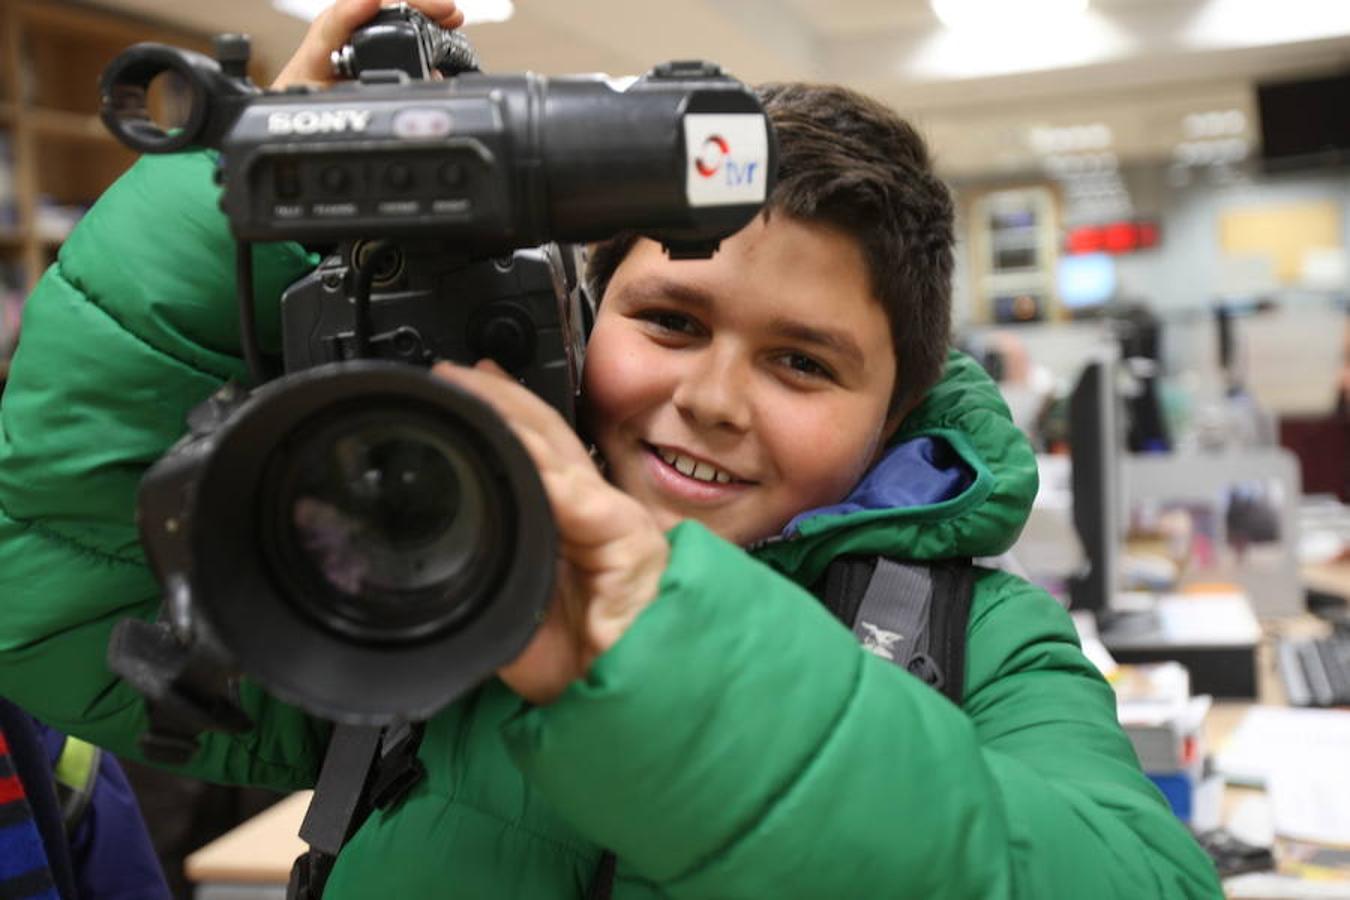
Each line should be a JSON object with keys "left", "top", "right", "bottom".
{"left": 107, "top": 578, "right": 255, "bottom": 765}
{"left": 235, "top": 241, "right": 277, "bottom": 386}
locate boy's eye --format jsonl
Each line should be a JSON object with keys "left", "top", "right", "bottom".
{"left": 638, "top": 310, "right": 700, "bottom": 336}
{"left": 778, "top": 352, "right": 835, "bottom": 382}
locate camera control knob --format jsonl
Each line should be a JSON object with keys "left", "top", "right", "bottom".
{"left": 213, "top": 34, "right": 252, "bottom": 79}
{"left": 319, "top": 166, "right": 351, "bottom": 194}
{"left": 385, "top": 163, "right": 415, "bottom": 191}
{"left": 438, "top": 162, "right": 464, "bottom": 189}
{"left": 468, "top": 306, "right": 535, "bottom": 373}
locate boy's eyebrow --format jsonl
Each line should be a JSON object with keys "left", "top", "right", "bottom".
{"left": 617, "top": 275, "right": 716, "bottom": 312}
{"left": 618, "top": 275, "right": 868, "bottom": 369}
{"left": 765, "top": 318, "right": 866, "bottom": 370}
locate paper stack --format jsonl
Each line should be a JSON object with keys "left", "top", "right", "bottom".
{"left": 1112, "top": 661, "right": 1219, "bottom": 825}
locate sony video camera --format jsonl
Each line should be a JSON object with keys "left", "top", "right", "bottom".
{"left": 98, "top": 5, "right": 775, "bottom": 761}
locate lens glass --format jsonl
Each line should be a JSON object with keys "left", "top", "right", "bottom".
{"left": 273, "top": 411, "right": 506, "bottom": 641}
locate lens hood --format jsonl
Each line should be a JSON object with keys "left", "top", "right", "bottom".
{"left": 170, "top": 361, "right": 554, "bottom": 725}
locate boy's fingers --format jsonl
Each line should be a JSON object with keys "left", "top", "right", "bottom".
{"left": 275, "top": 0, "right": 462, "bottom": 88}
{"left": 415, "top": 0, "right": 466, "bottom": 28}
{"left": 326, "top": 0, "right": 463, "bottom": 44}
{"left": 320, "top": 0, "right": 383, "bottom": 47}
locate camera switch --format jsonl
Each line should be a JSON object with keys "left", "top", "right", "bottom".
{"left": 438, "top": 162, "right": 464, "bottom": 188}
{"left": 385, "top": 164, "right": 415, "bottom": 191}
{"left": 319, "top": 166, "right": 352, "bottom": 194}
{"left": 274, "top": 161, "right": 301, "bottom": 200}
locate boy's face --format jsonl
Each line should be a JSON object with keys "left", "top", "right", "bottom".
{"left": 582, "top": 215, "right": 901, "bottom": 546}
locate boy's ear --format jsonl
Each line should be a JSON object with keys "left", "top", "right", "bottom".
{"left": 881, "top": 393, "right": 922, "bottom": 445}
{"left": 869, "top": 400, "right": 914, "bottom": 467}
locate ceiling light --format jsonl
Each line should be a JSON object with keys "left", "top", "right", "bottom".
{"left": 930, "top": 0, "right": 1088, "bottom": 30}
{"left": 458, "top": 0, "right": 515, "bottom": 25}
{"left": 910, "top": 9, "right": 1124, "bottom": 80}
{"left": 273, "top": 0, "right": 514, "bottom": 25}
{"left": 272, "top": 0, "right": 327, "bottom": 19}
{"left": 1184, "top": 0, "right": 1350, "bottom": 49}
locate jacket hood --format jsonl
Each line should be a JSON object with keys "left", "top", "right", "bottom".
{"left": 754, "top": 350, "right": 1039, "bottom": 585}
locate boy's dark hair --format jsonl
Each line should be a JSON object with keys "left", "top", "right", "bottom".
{"left": 586, "top": 82, "right": 956, "bottom": 416}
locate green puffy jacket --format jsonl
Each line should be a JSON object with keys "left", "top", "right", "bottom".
{"left": 0, "top": 152, "right": 1221, "bottom": 898}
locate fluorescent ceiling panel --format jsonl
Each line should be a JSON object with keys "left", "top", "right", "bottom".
{"left": 273, "top": 0, "right": 514, "bottom": 25}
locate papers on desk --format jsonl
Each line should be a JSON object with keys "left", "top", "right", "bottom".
{"left": 1113, "top": 661, "right": 1211, "bottom": 773}
{"left": 1215, "top": 706, "right": 1350, "bottom": 847}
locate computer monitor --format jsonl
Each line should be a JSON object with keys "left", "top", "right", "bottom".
{"left": 1067, "top": 355, "right": 1124, "bottom": 617}
{"left": 1113, "top": 305, "right": 1172, "bottom": 453}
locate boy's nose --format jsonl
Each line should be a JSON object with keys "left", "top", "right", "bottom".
{"left": 671, "top": 348, "right": 752, "bottom": 433}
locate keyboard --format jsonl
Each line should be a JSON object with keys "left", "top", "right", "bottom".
{"left": 1278, "top": 633, "right": 1350, "bottom": 707}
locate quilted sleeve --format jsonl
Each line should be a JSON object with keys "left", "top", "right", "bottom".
{"left": 501, "top": 524, "right": 1222, "bottom": 899}
{"left": 0, "top": 151, "right": 328, "bottom": 790}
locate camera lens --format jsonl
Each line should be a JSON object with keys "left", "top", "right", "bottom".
{"left": 266, "top": 407, "right": 510, "bottom": 644}
{"left": 179, "top": 361, "right": 555, "bottom": 724}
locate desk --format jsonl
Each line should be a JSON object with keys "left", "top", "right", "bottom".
{"left": 184, "top": 790, "right": 308, "bottom": 899}
{"left": 1202, "top": 606, "right": 1350, "bottom": 898}
{"left": 1303, "top": 561, "right": 1350, "bottom": 600}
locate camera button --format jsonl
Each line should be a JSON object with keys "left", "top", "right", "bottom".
{"left": 319, "top": 165, "right": 352, "bottom": 194}
{"left": 438, "top": 162, "right": 464, "bottom": 188}
{"left": 385, "top": 164, "right": 415, "bottom": 191}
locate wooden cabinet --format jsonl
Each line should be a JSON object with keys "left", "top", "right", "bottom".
{"left": 0, "top": 0, "right": 218, "bottom": 382}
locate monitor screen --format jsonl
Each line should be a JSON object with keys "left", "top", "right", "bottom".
{"left": 1257, "top": 71, "right": 1350, "bottom": 168}
{"left": 1058, "top": 253, "right": 1117, "bottom": 311}
{"left": 1067, "top": 356, "right": 1124, "bottom": 616}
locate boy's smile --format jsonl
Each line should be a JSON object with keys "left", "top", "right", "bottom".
{"left": 582, "top": 214, "right": 901, "bottom": 547}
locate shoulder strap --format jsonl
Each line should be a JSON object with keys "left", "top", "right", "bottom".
{"left": 816, "top": 556, "right": 974, "bottom": 705}
{"left": 287, "top": 721, "right": 426, "bottom": 900}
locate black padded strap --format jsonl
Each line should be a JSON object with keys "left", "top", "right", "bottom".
{"left": 926, "top": 562, "right": 975, "bottom": 705}
{"left": 298, "top": 724, "right": 383, "bottom": 856}
{"left": 815, "top": 556, "right": 974, "bottom": 705}
{"left": 288, "top": 721, "right": 429, "bottom": 900}
{"left": 287, "top": 724, "right": 382, "bottom": 900}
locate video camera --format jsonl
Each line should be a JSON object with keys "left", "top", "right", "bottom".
{"left": 99, "top": 5, "right": 775, "bottom": 761}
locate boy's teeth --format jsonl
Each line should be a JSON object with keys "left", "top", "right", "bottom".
{"left": 657, "top": 448, "right": 734, "bottom": 484}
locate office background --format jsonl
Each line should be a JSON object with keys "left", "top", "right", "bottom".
{"left": 3, "top": 0, "right": 1349, "bottom": 419}
{"left": 0, "top": 1, "right": 1348, "bottom": 897}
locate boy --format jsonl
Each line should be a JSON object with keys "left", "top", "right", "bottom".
{"left": 0, "top": 0, "right": 1220, "bottom": 895}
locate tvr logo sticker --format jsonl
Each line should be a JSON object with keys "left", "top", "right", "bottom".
{"left": 694, "top": 134, "right": 760, "bottom": 188}
{"left": 684, "top": 114, "right": 769, "bottom": 207}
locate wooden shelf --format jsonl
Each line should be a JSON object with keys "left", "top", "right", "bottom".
{"left": 0, "top": 0, "right": 267, "bottom": 374}
{"left": 29, "top": 107, "right": 115, "bottom": 143}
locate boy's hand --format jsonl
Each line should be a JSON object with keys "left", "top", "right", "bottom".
{"left": 272, "top": 0, "right": 465, "bottom": 90}
{"left": 432, "top": 360, "right": 670, "bottom": 705}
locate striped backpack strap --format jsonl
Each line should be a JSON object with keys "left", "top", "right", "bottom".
{"left": 0, "top": 720, "right": 71, "bottom": 900}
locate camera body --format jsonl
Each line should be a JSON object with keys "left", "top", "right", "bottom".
{"left": 99, "top": 11, "right": 774, "bottom": 753}
{"left": 217, "top": 64, "right": 768, "bottom": 255}
{"left": 281, "top": 241, "right": 586, "bottom": 426}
